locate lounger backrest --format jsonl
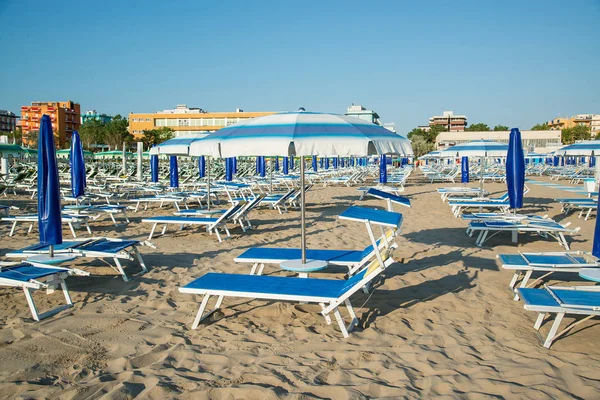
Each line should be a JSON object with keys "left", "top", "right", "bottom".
{"left": 217, "top": 201, "right": 247, "bottom": 223}
{"left": 337, "top": 250, "right": 393, "bottom": 297}
{"left": 360, "top": 229, "right": 395, "bottom": 259}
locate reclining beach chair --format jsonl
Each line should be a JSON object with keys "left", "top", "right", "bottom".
{"left": 497, "top": 251, "right": 599, "bottom": 300}
{"left": 261, "top": 189, "right": 296, "bottom": 213}
{"left": 142, "top": 201, "right": 246, "bottom": 242}
{"left": 179, "top": 252, "right": 395, "bottom": 338}
{"left": 235, "top": 207, "right": 402, "bottom": 276}
{"left": 363, "top": 188, "right": 410, "bottom": 212}
{"left": 2, "top": 214, "right": 92, "bottom": 238}
{"left": 437, "top": 187, "right": 489, "bottom": 202}
{"left": 5, "top": 237, "right": 153, "bottom": 282}
{"left": 129, "top": 194, "right": 189, "bottom": 212}
{"left": 518, "top": 285, "right": 600, "bottom": 348}
{"left": 0, "top": 262, "right": 88, "bottom": 321}
{"left": 557, "top": 198, "right": 597, "bottom": 221}
{"left": 467, "top": 219, "right": 579, "bottom": 249}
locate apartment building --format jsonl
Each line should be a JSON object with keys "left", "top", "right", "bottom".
{"left": 20, "top": 100, "right": 81, "bottom": 146}
{"left": 0, "top": 110, "right": 18, "bottom": 133}
{"left": 128, "top": 105, "right": 275, "bottom": 138}
{"left": 436, "top": 130, "right": 562, "bottom": 153}
{"left": 429, "top": 111, "right": 467, "bottom": 132}
{"left": 548, "top": 114, "right": 599, "bottom": 137}
{"left": 81, "top": 110, "right": 112, "bottom": 124}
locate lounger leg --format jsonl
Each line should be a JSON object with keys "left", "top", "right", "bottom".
{"left": 544, "top": 313, "right": 565, "bottom": 348}
{"left": 333, "top": 308, "right": 349, "bottom": 338}
{"left": 257, "top": 263, "right": 265, "bottom": 275}
{"left": 534, "top": 312, "right": 546, "bottom": 330}
{"left": 134, "top": 248, "right": 149, "bottom": 274}
{"left": 192, "top": 294, "right": 212, "bottom": 329}
{"left": 513, "top": 270, "right": 533, "bottom": 300}
{"left": 109, "top": 213, "right": 117, "bottom": 226}
{"left": 85, "top": 221, "right": 92, "bottom": 234}
{"left": 9, "top": 221, "right": 17, "bottom": 236}
{"left": 114, "top": 257, "right": 129, "bottom": 282}
{"left": 511, "top": 230, "right": 518, "bottom": 243}
{"left": 161, "top": 224, "right": 168, "bottom": 235}
{"left": 508, "top": 272, "right": 522, "bottom": 291}
{"left": 123, "top": 210, "right": 130, "bottom": 223}
{"left": 249, "top": 262, "right": 259, "bottom": 275}
{"left": 23, "top": 287, "right": 40, "bottom": 321}
{"left": 148, "top": 223, "right": 158, "bottom": 240}
{"left": 61, "top": 278, "right": 73, "bottom": 306}
{"left": 214, "top": 228, "right": 222, "bottom": 243}
{"left": 28, "top": 222, "right": 34, "bottom": 234}
{"left": 68, "top": 222, "right": 77, "bottom": 238}
{"left": 345, "top": 299, "right": 359, "bottom": 332}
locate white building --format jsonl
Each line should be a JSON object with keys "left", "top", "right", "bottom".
{"left": 436, "top": 130, "right": 562, "bottom": 153}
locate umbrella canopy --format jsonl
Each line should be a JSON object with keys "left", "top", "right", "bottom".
{"left": 95, "top": 150, "right": 134, "bottom": 159}
{"left": 70, "top": 131, "right": 86, "bottom": 198}
{"left": 37, "top": 115, "right": 62, "bottom": 246}
{"left": 440, "top": 140, "right": 509, "bottom": 158}
{"left": 57, "top": 148, "right": 93, "bottom": 159}
{"left": 152, "top": 136, "right": 207, "bottom": 156}
{"left": 169, "top": 156, "right": 179, "bottom": 188}
{"left": 0, "top": 143, "right": 25, "bottom": 157}
{"left": 418, "top": 151, "right": 441, "bottom": 160}
{"left": 506, "top": 128, "right": 525, "bottom": 209}
{"left": 150, "top": 146, "right": 159, "bottom": 183}
{"left": 461, "top": 156, "right": 469, "bottom": 183}
{"left": 20, "top": 146, "right": 38, "bottom": 158}
{"left": 188, "top": 111, "right": 413, "bottom": 158}
{"left": 187, "top": 110, "right": 413, "bottom": 265}
{"left": 556, "top": 141, "right": 600, "bottom": 156}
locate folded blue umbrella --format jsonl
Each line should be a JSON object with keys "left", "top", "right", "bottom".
{"left": 379, "top": 155, "right": 387, "bottom": 183}
{"left": 38, "top": 114, "right": 62, "bottom": 246}
{"left": 198, "top": 155, "right": 205, "bottom": 179}
{"left": 170, "top": 156, "right": 179, "bottom": 188}
{"left": 70, "top": 130, "right": 86, "bottom": 198}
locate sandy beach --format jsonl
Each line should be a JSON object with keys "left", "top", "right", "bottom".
{"left": 1, "top": 176, "right": 600, "bottom": 399}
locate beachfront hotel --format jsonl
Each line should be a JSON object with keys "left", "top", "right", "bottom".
{"left": 128, "top": 105, "right": 276, "bottom": 138}
{"left": 0, "top": 110, "right": 18, "bottom": 133}
{"left": 436, "top": 129, "right": 562, "bottom": 153}
{"left": 548, "top": 113, "right": 600, "bottom": 137}
{"left": 20, "top": 100, "right": 80, "bottom": 147}
{"left": 429, "top": 111, "right": 467, "bottom": 132}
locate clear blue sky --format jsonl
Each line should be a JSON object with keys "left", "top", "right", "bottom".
{"left": 1, "top": 0, "right": 599, "bottom": 133}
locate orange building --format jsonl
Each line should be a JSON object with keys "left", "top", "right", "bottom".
{"left": 128, "top": 104, "right": 276, "bottom": 138}
{"left": 20, "top": 100, "right": 81, "bottom": 147}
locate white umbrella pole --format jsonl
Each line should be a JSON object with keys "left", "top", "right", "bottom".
{"left": 122, "top": 142, "right": 126, "bottom": 175}
{"left": 270, "top": 157, "right": 273, "bottom": 194}
{"left": 300, "top": 156, "right": 306, "bottom": 265}
{"left": 207, "top": 157, "right": 211, "bottom": 210}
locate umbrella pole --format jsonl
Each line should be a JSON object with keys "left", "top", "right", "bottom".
{"left": 270, "top": 157, "right": 273, "bottom": 194}
{"left": 300, "top": 156, "right": 306, "bottom": 265}
{"left": 207, "top": 157, "right": 211, "bottom": 210}
{"left": 49, "top": 245, "right": 54, "bottom": 258}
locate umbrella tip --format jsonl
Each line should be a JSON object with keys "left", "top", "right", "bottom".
{"left": 298, "top": 107, "right": 306, "bottom": 112}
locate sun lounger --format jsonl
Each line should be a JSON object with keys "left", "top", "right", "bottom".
{"left": 129, "top": 195, "right": 189, "bottom": 212}
{"left": 5, "top": 237, "right": 152, "bottom": 281}
{"left": 0, "top": 262, "right": 88, "bottom": 321}
{"left": 467, "top": 219, "right": 579, "bottom": 248}
{"left": 142, "top": 201, "right": 246, "bottom": 242}
{"left": 556, "top": 198, "right": 597, "bottom": 221}
{"left": 519, "top": 285, "right": 600, "bottom": 348}
{"left": 261, "top": 189, "right": 296, "bottom": 213}
{"left": 363, "top": 188, "right": 410, "bottom": 211}
{"left": 497, "top": 251, "right": 599, "bottom": 300}
{"left": 179, "top": 253, "right": 395, "bottom": 338}
{"left": 2, "top": 214, "right": 92, "bottom": 238}
{"left": 235, "top": 229, "right": 397, "bottom": 276}
{"left": 437, "top": 187, "right": 489, "bottom": 202}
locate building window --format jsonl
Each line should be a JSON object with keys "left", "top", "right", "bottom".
{"left": 178, "top": 119, "right": 190, "bottom": 127}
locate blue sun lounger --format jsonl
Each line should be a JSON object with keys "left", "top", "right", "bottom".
{"left": 364, "top": 188, "right": 411, "bottom": 211}
{"left": 5, "top": 237, "right": 152, "bottom": 281}
{"left": 0, "top": 262, "right": 88, "bottom": 321}
{"left": 497, "top": 252, "right": 599, "bottom": 300}
{"left": 467, "top": 219, "right": 579, "bottom": 248}
{"left": 142, "top": 202, "right": 245, "bottom": 241}
{"left": 179, "top": 254, "right": 395, "bottom": 338}
{"left": 519, "top": 285, "right": 600, "bottom": 348}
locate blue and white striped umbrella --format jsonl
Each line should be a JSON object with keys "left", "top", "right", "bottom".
{"left": 151, "top": 135, "right": 207, "bottom": 156}
{"left": 556, "top": 141, "right": 600, "bottom": 156}
{"left": 418, "top": 151, "right": 441, "bottom": 160}
{"left": 188, "top": 111, "right": 413, "bottom": 158}
{"left": 440, "top": 140, "right": 510, "bottom": 158}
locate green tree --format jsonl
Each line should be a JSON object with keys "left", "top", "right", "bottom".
{"left": 493, "top": 125, "right": 509, "bottom": 131}
{"left": 466, "top": 123, "right": 491, "bottom": 131}
{"left": 8, "top": 127, "right": 23, "bottom": 145}
{"left": 140, "top": 127, "right": 175, "bottom": 149}
{"left": 531, "top": 123, "right": 550, "bottom": 130}
{"left": 409, "top": 134, "right": 435, "bottom": 157}
{"left": 24, "top": 130, "right": 39, "bottom": 147}
{"left": 408, "top": 125, "right": 445, "bottom": 144}
{"left": 78, "top": 119, "right": 106, "bottom": 150}
{"left": 104, "top": 114, "right": 133, "bottom": 149}
{"left": 562, "top": 124, "right": 591, "bottom": 145}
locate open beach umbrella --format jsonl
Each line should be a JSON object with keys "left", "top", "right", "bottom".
{"left": 0, "top": 143, "right": 25, "bottom": 158}
{"left": 151, "top": 145, "right": 159, "bottom": 183}
{"left": 152, "top": 136, "right": 207, "bottom": 156}
{"left": 169, "top": 156, "right": 179, "bottom": 188}
{"left": 556, "top": 141, "right": 600, "bottom": 156}
{"left": 461, "top": 156, "right": 469, "bottom": 183}
{"left": 37, "top": 115, "right": 63, "bottom": 256}
{"left": 20, "top": 146, "right": 38, "bottom": 158}
{"left": 506, "top": 128, "right": 525, "bottom": 210}
{"left": 188, "top": 110, "right": 412, "bottom": 264}
{"left": 70, "top": 131, "right": 86, "bottom": 198}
